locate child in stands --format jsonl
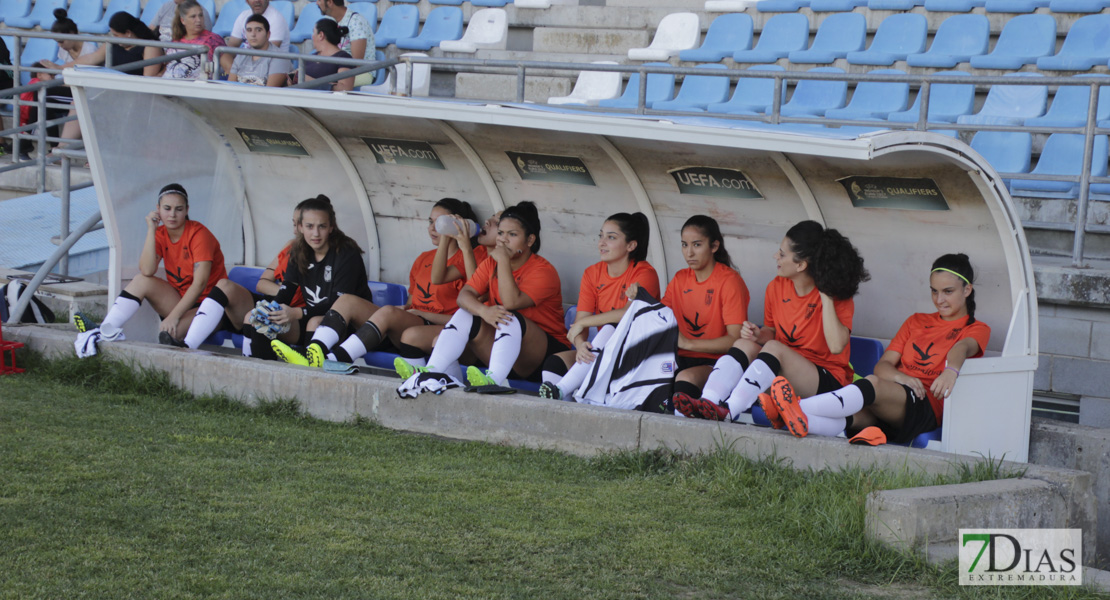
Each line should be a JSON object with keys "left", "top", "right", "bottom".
{"left": 769, "top": 254, "right": 989, "bottom": 444}
{"left": 675, "top": 220, "right": 869, "bottom": 422}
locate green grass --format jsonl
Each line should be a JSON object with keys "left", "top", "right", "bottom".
{"left": 0, "top": 351, "right": 1101, "bottom": 600}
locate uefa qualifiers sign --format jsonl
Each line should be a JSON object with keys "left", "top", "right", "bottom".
{"left": 959, "top": 529, "right": 1082, "bottom": 586}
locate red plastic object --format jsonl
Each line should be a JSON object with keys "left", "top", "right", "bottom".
{"left": 0, "top": 319, "right": 26, "bottom": 375}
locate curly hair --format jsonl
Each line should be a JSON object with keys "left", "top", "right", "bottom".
{"left": 291, "top": 194, "right": 363, "bottom": 276}
{"left": 785, "top": 220, "right": 869, "bottom": 300}
{"left": 931, "top": 253, "right": 976, "bottom": 324}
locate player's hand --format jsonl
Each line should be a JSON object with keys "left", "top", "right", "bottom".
{"left": 268, "top": 304, "right": 295, "bottom": 325}
{"left": 894, "top": 373, "right": 927, "bottom": 399}
{"left": 740, "top": 321, "right": 760, "bottom": 341}
{"left": 625, "top": 283, "right": 640, "bottom": 300}
{"left": 489, "top": 244, "right": 512, "bottom": 264}
{"left": 482, "top": 304, "right": 513, "bottom": 329}
{"left": 930, "top": 368, "right": 958, "bottom": 400}
{"left": 575, "top": 339, "right": 596, "bottom": 364}
{"left": 147, "top": 210, "right": 161, "bottom": 228}
{"left": 159, "top": 315, "right": 179, "bottom": 337}
{"left": 566, "top": 322, "right": 586, "bottom": 345}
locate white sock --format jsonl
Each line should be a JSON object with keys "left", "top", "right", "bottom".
{"left": 336, "top": 335, "right": 368, "bottom": 363}
{"left": 426, "top": 309, "right": 472, "bottom": 376}
{"left": 701, "top": 352, "right": 744, "bottom": 404}
{"left": 807, "top": 414, "right": 847, "bottom": 437}
{"left": 487, "top": 315, "right": 523, "bottom": 386}
{"left": 726, "top": 359, "right": 776, "bottom": 420}
{"left": 184, "top": 297, "right": 225, "bottom": 349}
{"left": 101, "top": 293, "right": 140, "bottom": 337}
{"left": 407, "top": 356, "right": 427, "bottom": 368}
{"left": 241, "top": 336, "right": 253, "bottom": 357}
{"left": 800, "top": 384, "right": 864, "bottom": 419}
{"left": 311, "top": 324, "right": 341, "bottom": 352}
{"left": 558, "top": 324, "right": 615, "bottom": 396}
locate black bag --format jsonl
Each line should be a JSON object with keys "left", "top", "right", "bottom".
{"left": 0, "top": 281, "right": 56, "bottom": 324}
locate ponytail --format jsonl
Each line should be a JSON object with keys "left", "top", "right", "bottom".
{"left": 606, "top": 212, "right": 650, "bottom": 263}
{"left": 501, "top": 201, "right": 542, "bottom": 253}
{"left": 785, "top": 220, "right": 869, "bottom": 300}
{"left": 931, "top": 253, "right": 976, "bottom": 324}
{"left": 51, "top": 8, "right": 78, "bottom": 34}
{"left": 315, "top": 18, "right": 349, "bottom": 46}
{"left": 682, "top": 215, "right": 732, "bottom": 269}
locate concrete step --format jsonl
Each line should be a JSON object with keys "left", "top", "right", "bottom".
{"left": 533, "top": 26, "right": 651, "bottom": 55}
{"left": 0, "top": 155, "right": 93, "bottom": 196}
{"left": 1017, "top": 196, "right": 1110, "bottom": 261}
{"left": 454, "top": 72, "right": 572, "bottom": 102}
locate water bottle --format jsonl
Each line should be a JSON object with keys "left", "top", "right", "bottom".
{"left": 435, "top": 214, "right": 479, "bottom": 238}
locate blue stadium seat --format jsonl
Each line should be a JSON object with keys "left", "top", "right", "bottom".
{"left": 866, "top": 0, "right": 924, "bottom": 8}
{"left": 272, "top": 1, "right": 294, "bottom": 33}
{"left": 1010, "top": 134, "right": 1109, "bottom": 198}
{"left": 825, "top": 69, "right": 909, "bottom": 120}
{"left": 706, "top": 64, "right": 785, "bottom": 114}
{"left": 0, "top": 0, "right": 31, "bottom": 26}
{"left": 395, "top": 6, "right": 463, "bottom": 51}
{"left": 596, "top": 62, "right": 674, "bottom": 109}
{"left": 138, "top": 0, "right": 166, "bottom": 24}
{"left": 906, "top": 14, "right": 989, "bottom": 68}
{"left": 887, "top": 71, "right": 974, "bottom": 124}
{"left": 756, "top": 0, "right": 810, "bottom": 11}
{"left": 1047, "top": 0, "right": 1110, "bottom": 11}
{"left": 957, "top": 72, "right": 1047, "bottom": 126}
{"left": 349, "top": 3, "right": 377, "bottom": 31}
{"left": 1026, "top": 76, "right": 1110, "bottom": 128}
{"left": 845, "top": 13, "right": 927, "bottom": 66}
{"left": 18, "top": 36, "right": 59, "bottom": 85}
{"left": 1037, "top": 14, "right": 1110, "bottom": 71}
{"left": 429, "top": 0, "right": 464, "bottom": 4}
{"left": 810, "top": 0, "right": 867, "bottom": 9}
{"left": 390, "top": 0, "right": 417, "bottom": 3}
{"left": 732, "top": 13, "right": 809, "bottom": 64}
{"left": 197, "top": 0, "right": 215, "bottom": 24}
{"left": 984, "top": 0, "right": 1048, "bottom": 10}
{"left": 212, "top": 0, "right": 246, "bottom": 38}
{"left": 289, "top": 2, "right": 322, "bottom": 44}
{"left": 678, "top": 13, "right": 753, "bottom": 63}
{"left": 922, "top": 0, "right": 984, "bottom": 9}
{"left": 652, "top": 64, "right": 730, "bottom": 111}
{"left": 5, "top": 0, "right": 67, "bottom": 30}
{"left": 85, "top": 0, "right": 140, "bottom": 34}
{"left": 787, "top": 12, "right": 865, "bottom": 65}
{"left": 849, "top": 336, "right": 884, "bottom": 378}
{"left": 375, "top": 4, "right": 419, "bottom": 47}
{"left": 780, "top": 67, "right": 848, "bottom": 117}
{"left": 969, "top": 131, "right": 1032, "bottom": 189}
{"left": 471, "top": 0, "right": 513, "bottom": 6}
{"left": 66, "top": 0, "right": 103, "bottom": 32}
{"left": 969, "top": 14, "right": 1056, "bottom": 70}
{"left": 367, "top": 280, "right": 408, "bottom": 307}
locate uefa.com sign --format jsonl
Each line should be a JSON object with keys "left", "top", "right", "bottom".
{"left": 960, "top": 529, "right": 1082, "bottom": 586}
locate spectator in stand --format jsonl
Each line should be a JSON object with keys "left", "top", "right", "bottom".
{"left": 160, "top": 0, "right": 226, "bottom": 80}
{"left": 220, "top": 0, "right": 290, "bottom": 74}
{"left": 51, "top": 13, "right": 163, "bottom": 76}
{"left": 317, "top": 0, "right": 374, "bottom": 86}
{"left": 37, "top": 9, "right": 99, "bottom": 153}
{"left": 229, "top": 15, "right": 290, "bottom": 87}
{"left": 303, "top": 19, "right": 354, "bottom": 92}
{"left": 149, "top": 0, "right": 213, "bottom": 42}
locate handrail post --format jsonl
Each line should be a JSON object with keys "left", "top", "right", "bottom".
{"left": 516, "top": 63, "right": 526, "bottom": 103}
{"left": 770, "top": 74, "right": 783, "bottom": 125}
{"left": 36, "top": 86, "right": 46, "bottom": 193}
{"left": 6, "top": 210, "right": 102, "bottom": 324}
{"left": 636, "top": 66, "right": 647, "bottom": 115}
{"left": 1072, "top": 82, "right": 1100, "bottom": 267}
{"left": 404, "top": 56, "right": 414, "bottom": 96}
{"left": 10, "top": 34, "right": 21, "bottom": 160}
{"left": 917, "top": 80, "right": 931, "bottom": 132}
{"left": 59, "top": 155, "right": 71, "bottom": 276}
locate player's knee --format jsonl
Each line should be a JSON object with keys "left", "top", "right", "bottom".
{"left": 761, "top": 340, "right": 785, "bottom": 357}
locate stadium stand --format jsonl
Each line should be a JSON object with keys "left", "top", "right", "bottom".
{"left": 677, "top": 12, "right": 752, "bottom": 63}
{"left": 786, "top": 12, "right": 866, "bottom": 65}
{"left": 755, "top": 0, "right": 811, "bottom": 11}
{"left": 956, "top": 72, "right": 1047, "bottom": 125}
{"left": 1010, "top": 134, "right": 1110, "bottom": 198}
{"left": 969, "top": 13, "right": 1056, "bottom": 70}
{"left": 922, "top": 0, "right": 984, "bottom": 10}
{"left": 85, "top": 0, "right": 139, "bottom": 34}
{"left": 779, "top": 66, "right": 848, "bottom": 117}
{"left": 439, "top": 8, "right": 508, "bottom": 53}
{"left": 1047, "top": 0, "right": 1110, "bottom": 12}
{"left": 809, "top": 0, "right": 868, "bottom": 9}
{"left": 394, "top": 5, "right": 463, "bottom": 51}
{"left": 596, "top": 62, "right": 675, "bottom": 109}
{"left": 1025, "top": 75, "right": 1110, "bottom": 129}
{"left": 374, "top": 4, "right": 419, "bottom": 47}
{"left": 4, "top": 0, "right": 67, "bottom": 30}
{"left": 212, "top": 0, "right": 247, "bottom": 38}
{"left": 905, "top": 13, "right": 989, "bottom": 68}
{"left": 824, "top": 69, "right": 909, "bottom": 121}
{"left": 886, "top": 71, "right": 975, "bottom": 124}
{"left": 845, "top": 13, "right": 928, "bottom": 66}
{"left": 731, "top": 12, "right": 808, "bottom": 64}
{"left": 67, "top": 0, "right": 105, "bottom": 32}
{"left": 360, "top": 51, "right": 430, "bottom": 96}
{"left": 0, "top": 0, "right": 31, "bottom": 26}
{"left": 626, "top": 12, "right": 699, "bottom": 61}
{"left": 983, "top": 0, "right": 1049, "bottom": 11}
{"left": 970, "top": 131, "right": 1032, "bottom": 190}
{"left": 547, "top": 61, "right": 621, "bottom": 106}
{"left": 1037, "top": 14, "right": 1110, "bottom": 71}
{"left": 651, "top": 63, "right": 730, "bottom": 111}
{"left": 706, "top": 64, "right": 785, "bottom": 114}
{"left": 289, "top": 3, "right": 323, "bottom": 44}
{"left": 866, "top": 0, "right": 924, "bottom": 9}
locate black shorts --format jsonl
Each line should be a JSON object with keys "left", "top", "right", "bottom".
{"left": 513, "top": 333, "right": 572, "bottom": 382}
{"left": 814, "top": 365, "right": 844, "bottom": 395}
{"left": 885, "top": 384, "right": 940, "bottom": 445}
{"left": 676, "top": 355, "right": 717, "bottom": 372}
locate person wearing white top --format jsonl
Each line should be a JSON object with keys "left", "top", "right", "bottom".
{"left": 220, "top": 0, "right": 290, "bottom": 73}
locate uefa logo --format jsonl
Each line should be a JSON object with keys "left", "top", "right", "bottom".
{"left": 959, "top": 529, "right": 1082, "bottom": 586}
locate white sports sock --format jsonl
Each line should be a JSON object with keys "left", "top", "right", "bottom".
{"left": 701, "top": 353, "right": 744, "bottom": 404}
{"left": 725, "top": 359, "right": 776, "bottom": 420}
{"left": 487, "top": 315, "right": 523, "bottom": 386}
{"left": 183, "top": 297, "right": 225, "bottom": 349}
{"left": 807, "top": 414, "right": 847, "bottom": 437}
{"left": 800, "top": 384, "right": 864, "bottom": 419}
{"left": 100, "top": 294, "right": 140, "bottom": 337}
{"left": 407, "top": 356, "right": 427, "bottom": 368}
{"left": 426, "top": 309, "right": 472, "bottom": 376}
{"left": 311, "top": 324, "right": 341, "bottom": 353}
{"left": 558, "top": 324, "right": 615, "bottom": 397}
{"left": 336, "top": 335, "right": 368, "bottom": 364}
{"left": 241, "top": 336, "right": 253, "bottom": 357}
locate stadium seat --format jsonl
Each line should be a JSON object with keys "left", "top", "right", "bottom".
{"left": 787, "top": 12, "right": 866, "bottom": 65}
{"left": 390, "top": 0, "right": 417, "bottom": 3}
{"left": 359, "top": 52, "right": 430, "bottom": 96}
{"left": 439, "top": 8, "right": 507, "bottom": 53}
{"left": 1010, "top": 134, "right": 1110, "bottom": 198}
{"left": 289, "top": 2, "right": 322, "bottom": 44}
{"left": 514, "top": 0, "right": 552, "bottom": 7}
{"left": 652, "top": 64, "right": 730, "bottom": 111}
{"left": 470, "top": 0, "right": 512, "bottom": 6}
{"left": 596, "top": 62, "right": 674, "bottom": 109}
{"left": 779, "top": 67, "right": 848, "bottom": 117}
{"left": 18, "top": 36, "right": 59, "bottom": 85}
{"left": 1047, "top": 0, "right": 1110, "bottom": 11}
{"left": 348, "top": 2, "right": 376, "bottom": 32}
{"left": 4, "top": 0, "right": 67, "bottom": 30}
{"left": 85, "top": 0, "right": 140, "bottom": 34}
{"left": 970, "top": 131, "right": 1032, "bottom": 189}
{"left": 429, "top": 0, "right": 464, "bottom": 4}
{"left": 983, "top": 0, "right": 1048, "bottom": 11}
{"left": 755, "top": 0, "right": 810, "bottom": 11}
{"left": 887, "top": 71, "right": 974, "bottom": 124}
{"left": 810, "top": 0, "right": 868, "bottom": 8}
{"left": 374, "top": 5, "right": 419, "bottom": 47}
{"left": 866, "top": 0, "right": 924, "bottom": 8}
{"left": 906, "top": 14, "right": 989, "bottom": 68}
{"left": 212, "top": 0, "right": 246, "bottom": 38}
{"left": 0, "top": 0, "right": 32, "bottom": 26}
{"left": 548, "top": 62, "right": 622, "bottom": 106}
{"left": 272, "top": 1, "right": 294, "bottom": 33}
{"left": 957, "top": 72, "right": 1047, "bottom": 126}
{"left": 1037, "top": 14, "right": 1110, "bottom": 71}
{"left": 394, "top": 6, "right": 463, "bottom": 51}
{"left": 732, "top": 12, "right": 809, "bottom": 64}
{"left": 627, "top": 12, "right": 700, "bottom": 61}
{"left": 1025, "top": 76, "right": 1110, "bottom": 128}
{"left": 846, "top": 13, "right": 927, "bottom": 66}
{"left": 367, "top": 280, "right": 408, "bottom": 307}
{"left": 66, "top": 0, "right": 103, "bottom": 32}
{"left": 706, "top": 64, "right": 785, "bottom": 114}
{"left": 824, "top": 69, "right": 909, "bottom": 120}
{"left": 705, "top": 0, "right": 759, "bottom": 9}
{"left": 849, "top": 337, "right": 884, "bottom": 378}
{"left": 197, "top": 0, "right": 215, "bottom": 24}
{"left": 969, "top": 14, "right": 1056, "bottom": 70}
{"left": 678, "top": 12, "right": 753, "bottom": 63}
{"left": 922, "top": 0, "right": 984, "bottom": 9}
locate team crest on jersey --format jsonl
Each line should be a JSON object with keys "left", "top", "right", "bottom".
{"left": 805, "top": 302, "right": 818, "bottom": 319}
{"left": 946, "top": 327, "right": 963, "bottom": 341}
{"left": 661, "top": 361, "right": 675, "bottom": 374}
{"left": 705, "top": 288, "right": 715, "bottom": 306}
{"left": 324, "top": 265, "right": 332, "bottom": 282}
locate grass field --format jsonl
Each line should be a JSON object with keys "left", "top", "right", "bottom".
{"left": 0, "top": 351, "right": 1102, "bottom": 599}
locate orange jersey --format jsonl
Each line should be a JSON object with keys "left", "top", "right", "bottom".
{"left": 577, "top": 260, "right": 661, "bottom": 315}
{"left": 273, "top": 244, "right": 305, "bottom": 308}
{"left": 466, "top": 253, "right": 569, "bottom": 345}
{"left": 155, "top": 220, "right": 227, "bottom": 299}
{"left": 763, "top": 276, "right": 855, "bottom": 386}
{"left": 409, "top": 245, "right": 489, "bottom": 315}
{"left": 887, "top": 312, "right": 990, "bottom": 424}
{"left": 662, "top": 263, "right": 750, "bottom": 360}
